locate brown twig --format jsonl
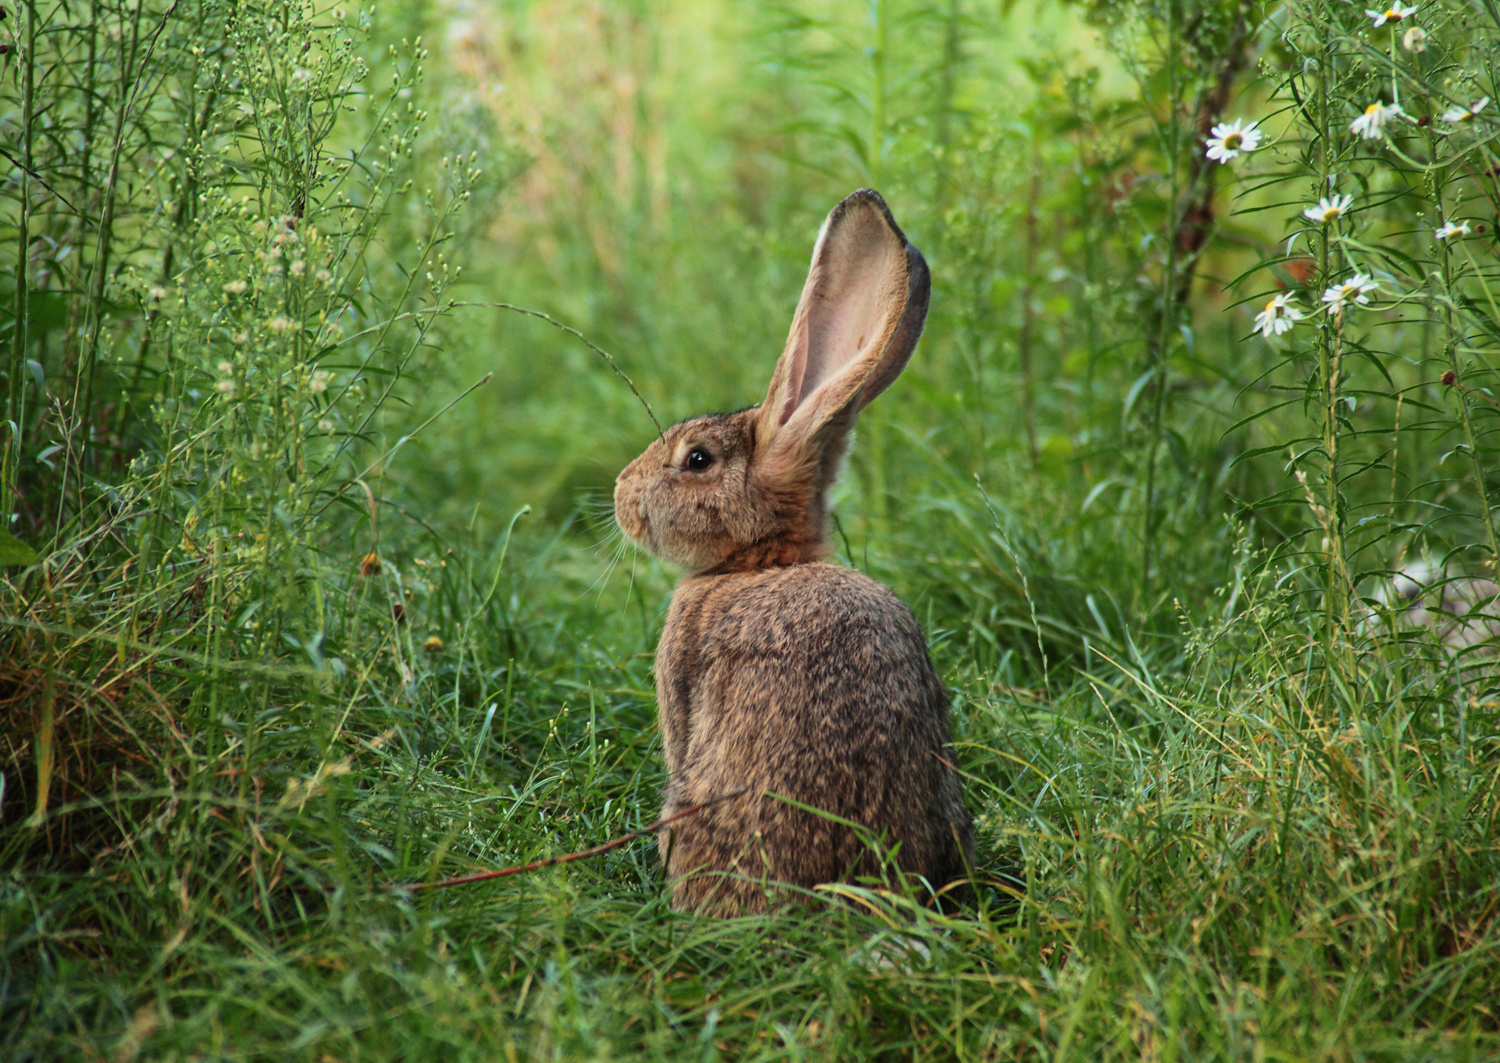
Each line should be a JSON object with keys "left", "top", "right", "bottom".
{"left": 447, "top": 301, "right": 665, "bottom": 440}
{"left": 390, "top": 787, "right": 748, "bottom": 892}
{"left": 1442, "top": 369, "right": 1500, "bottom": 410}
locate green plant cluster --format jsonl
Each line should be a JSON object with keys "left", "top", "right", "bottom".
{"left": 1, "top": 0, "right": 1497, "bottom": 1059}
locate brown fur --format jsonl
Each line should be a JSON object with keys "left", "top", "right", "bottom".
{"left": 614, "top": 190, "right": 973, "bottom": 915}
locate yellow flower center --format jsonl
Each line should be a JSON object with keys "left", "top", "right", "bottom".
{"left": 1365, "top": 103, "right": 1383, "bottom": 116}
{"left": 1223, "top": 132, "right": 1243, "bottom": 149}
{"left": 1322, "top": 207, "right": 1341, "bottom": 222}
{"left": 1385, "top": 8, "right": 1404, "bottom": 19}
{"left": 1265, "top": 299, "right": 1280, "bottom": 314}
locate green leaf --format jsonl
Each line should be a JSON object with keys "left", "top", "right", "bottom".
{"left": 0, "top": 528, "right": 38, "bottom": 566}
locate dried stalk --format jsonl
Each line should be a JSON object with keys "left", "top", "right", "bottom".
{"left": 392, "top": 787, "right": 747, "bottom": 892}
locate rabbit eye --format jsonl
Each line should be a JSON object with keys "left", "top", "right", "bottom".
{"left": 684, "top": 447, "right": 714, "bottom": 472}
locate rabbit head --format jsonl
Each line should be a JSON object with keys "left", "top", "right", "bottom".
{"left": 614, "top": 189, "right": 930, "bottom": 574}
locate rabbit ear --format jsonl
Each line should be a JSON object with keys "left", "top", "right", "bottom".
{"left": 755, "top": 189, "right": 930, "bottom": 484}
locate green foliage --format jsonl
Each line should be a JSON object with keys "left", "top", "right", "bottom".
{"left": 2, "top": 0, "right": 1499, "bottom": 1059}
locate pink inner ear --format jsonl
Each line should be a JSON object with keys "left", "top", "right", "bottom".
{"left": 761, "top": 190, "right": 919, "bottom": 443}
{"left": 792, "top": 250, "right": 893, "bottom": 414}
{"left": 779, "top": 328, "right": 808, "bottom": 426}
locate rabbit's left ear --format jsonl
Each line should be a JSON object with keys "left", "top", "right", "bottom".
{"left": 755, "top": 189, "right": 930, "bottom": 483}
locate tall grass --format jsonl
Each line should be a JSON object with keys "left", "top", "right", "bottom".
{"left": 2, "top": 0, "right": 1498, "bottom": 1059}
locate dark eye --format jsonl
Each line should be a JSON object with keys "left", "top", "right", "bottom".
{"left": 684, "top": 447, "right": 714, "bottom": 472}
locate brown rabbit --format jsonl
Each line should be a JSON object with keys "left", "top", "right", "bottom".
{"left": 614, "top": 189, "right": 973, "bottom": 915}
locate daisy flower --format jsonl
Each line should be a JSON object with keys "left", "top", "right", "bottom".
{"left": 1205, "top": 119, "right": 1262, "bottom": 163}
{"left": 1402, "top": 26, "right": 1428, "bottom": 50}
{"left": 1436, "top": 221, "right": 1472, "bottom": 241}
{"left": 1351, "top": 101, "right": 1404, "bottom": 139}
{"left": 1442, "top": 97, "right": 1489, "bottom": 123}
{"left": 1254, "top": 293, "right": 1304, "bottom": 338}
{"left": 1321, "top": 273, "right": 1379, "bottom": 314}
{"left": 1367, "top": 4, "right": 1417, "bottom": 27}
{"left": 1303, "top": 194, "right": 1353, "bottom": 225}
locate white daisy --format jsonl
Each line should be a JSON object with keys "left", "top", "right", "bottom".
{"left": 1367, "top": 4, "right": 1417, "bottom": 27}
{"left": 1205, "top": 119, "right": 1263, "bottom": 163}
{"left": 1442, "top": 97, "right": 1489, "bottom": 123}
{"left": 1303, "top": 194, "right": 1353, "bottom": 225}
{"left": 1321, "top": 273, "right": 1379, "bottom": 314}
{"left": 1254, "top": 293, "right": 1305, "bottom": 338}
{"left": 1351, "top": 101, "right": 1404, "bottom": 139}
{"left": 1436, "top": 221, "right": 1472, "bottom": 241}
{"left": 1402, "top": 26, "right": 1428, "bottom": 51}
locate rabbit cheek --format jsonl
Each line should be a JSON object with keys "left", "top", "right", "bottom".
{"left": 612, "top": 465, "right": 652, "bottom": 550}
{"left": 651, "top": 492, "right": 735, "bottom": 571}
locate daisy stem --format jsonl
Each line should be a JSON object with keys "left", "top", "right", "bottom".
{"left": 1390, "top": 24, "right": 1399, "bottom": 109}
{"left": 1328, "top": 318, "right": 1355, "bottom": 597}
{"left": 1316, "top": 14, "right": 1350, "bottom": 650}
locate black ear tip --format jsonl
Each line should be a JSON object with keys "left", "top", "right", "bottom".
{"left": 904, "top": 241, "right": 931, "bottom": 327}
{"left": 834, "top": 188, "right": 908, "bottom": 240}
{"left": 844, "top": 187, "right": 887, "bottom": 208}
{"left": 907, "top": 242, "right": 930, "bottom": 296}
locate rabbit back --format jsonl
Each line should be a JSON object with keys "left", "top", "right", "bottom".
{"left": 656, "top": 561, "right": 973, "bottom": 913}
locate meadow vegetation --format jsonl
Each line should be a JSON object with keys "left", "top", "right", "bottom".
{"left": 2, "top": 0, "right": 1498, "bottom": 1058}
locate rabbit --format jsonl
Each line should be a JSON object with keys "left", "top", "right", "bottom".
{"left": 1366, "top": 556, "right": 1500, "bottom": 654}
{"left": 614, "top": 189, "right": 974, "bottom": 915}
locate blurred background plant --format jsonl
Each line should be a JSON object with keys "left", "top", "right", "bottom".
{"left": 2, "top": 0, "right": 1497, "bottom": 1058}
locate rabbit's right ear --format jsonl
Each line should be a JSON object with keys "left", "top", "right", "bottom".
{"left": 755, "top": 189, "right": 930, "bottom": 488}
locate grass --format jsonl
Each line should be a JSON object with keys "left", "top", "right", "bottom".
{"left": 3, "top": 0, "right": 1499, "bottom": 1058}
{"left": 7, "top": 564, "right": 1496, "bottom": 1058}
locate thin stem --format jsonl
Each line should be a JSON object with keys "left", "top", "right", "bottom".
{"left": 870, "top": 0, "right": 888, "bottom": 189}
{"left": 1019, "top": 141, "right": 1040, "bottom": 469}
{"left": 72, "top": 1, "right": 144, "bottom": 513}
{"left": 1315, "top": 14, "right": 1349, "bottom": 646}
{"left": 76, "top": 0, "right": 180, "bottom": 496}
{"left": 1141, "top": 0, "right": 1183, "bottom": 608}
{"left": 5, "top": 0, "right": 37, "bottom": 532}
{"left": 393, "top": 787, "right": 748, "bottom": 892}
{"left": 934, "top": 0, "right": 962, "bottom": 217}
